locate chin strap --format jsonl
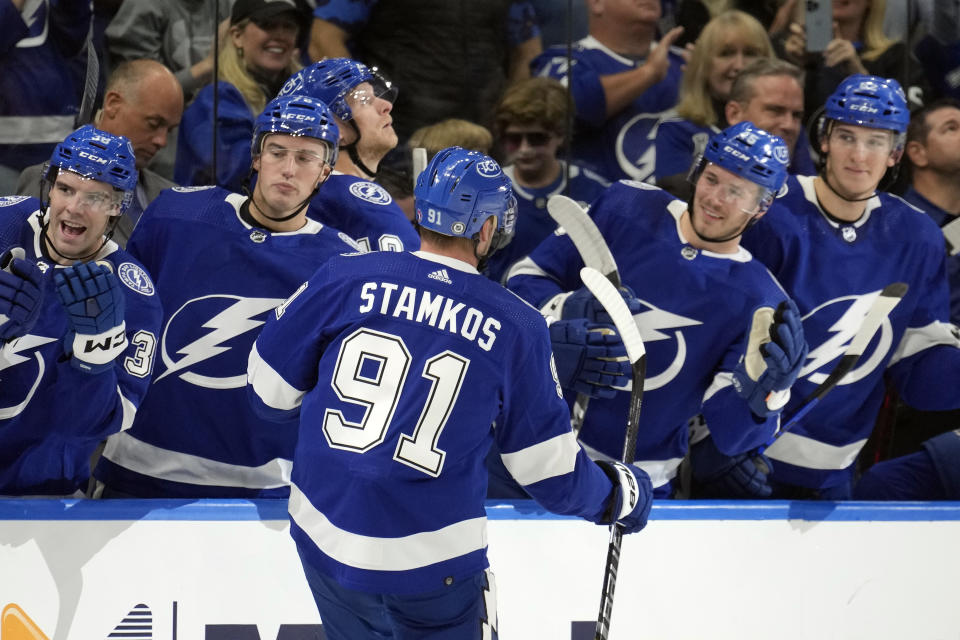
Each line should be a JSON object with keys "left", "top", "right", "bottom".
{"left": 241, "top": 170, "right": 322, "bottom": 225}
{"left": 342, "top": 122, "right": 378, "bottom": 179}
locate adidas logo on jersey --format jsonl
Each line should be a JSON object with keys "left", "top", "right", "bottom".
{"left": 428, "top": 268, "right": 453, "bottom": 284}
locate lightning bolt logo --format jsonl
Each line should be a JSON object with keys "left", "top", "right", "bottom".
{"left": 616, "top": 300, "right": 701, "bottom": 391}
{"left": 617, "top": 112, "right": 668, "bottom": 182}
{"left": 157, "top": 295, "right": 284, "bottom": 389}
{"left": 800, "top": 290, "right": 894, "bottom": 386}
{"left": 0, "top": 334, "right": 58, "bottom": 420}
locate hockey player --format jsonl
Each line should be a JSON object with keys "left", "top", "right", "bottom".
{"left": 0, "top": 125, "right": 162, "bottom": 496}
{"left": 247, "top": 147, "right": 652, "bottom": 639}
{"left": 507, "top": 122, "right": 807, "bottom": 498}
{"left": 278, "top": 58, "right": 420, "bottom": 252}
{"left": 737, "top": 75, "right": 960, "bottom": 499}
{"left": 93, "top": 95, "right": 359, "bottom": 498}
{"left": 531, "top": 0, "right": 685, "bottom": 182}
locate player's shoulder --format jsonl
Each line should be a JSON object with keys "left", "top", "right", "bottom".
{"left": 0, "top": 196, "right": 40, "bottom": 250}
{"left": 878, "top": 191, "right": 945, "bottom": 244}
{"left": 98, "top": 248, "right": 160, "bottom": 305}
{"left": 327, "top": 174, "right": 396, "bottom": 208}
{"left": 143, "top": 185, "right": 235, "bottom": 222}
{"left": 603, "top": 179, "right": 676, "bottom": 209}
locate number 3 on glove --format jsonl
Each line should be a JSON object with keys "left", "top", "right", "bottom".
{"left": 55, "top": 261, "right": 128, "bottom": 374}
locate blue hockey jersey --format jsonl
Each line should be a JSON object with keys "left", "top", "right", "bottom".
{"left": 485, "top": 162, "right": 609, "bottom": 284}
{"left": 248, "top": 250, "right": 616, "bottom": 594}
{"left": 507, "top": 181, "right": 788, "bottom": 493}
{"left": 743, "top": 175, "right": 960, "bottom": 489}
{"left": 902, "top": 186, "right": 960, "bottom": 326}
{"left": 0, "top": 196, "right": 162, "bottom": 496}
{"left": 306, "top": 172, "right": 420, "bottom": 252}
{"left": 532, "top": 36, "right": 684, "bottom": 183}
{"left": 94, "top": 186, "right": 360, "bottom": 497}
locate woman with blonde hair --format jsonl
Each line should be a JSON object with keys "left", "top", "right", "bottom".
{"left": 175, "top": 0, "right": 305, "bottom": 191}
{"left": 653, "top": 10, "right": 773, "bottom": 192}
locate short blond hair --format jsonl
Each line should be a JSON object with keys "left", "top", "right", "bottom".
{"left": 408, "top": 119, "right": 493, "bottom": 158}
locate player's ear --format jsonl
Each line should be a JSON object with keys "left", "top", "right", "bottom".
{"left": 252, "top": 154, "right": 261, "bottom": 173}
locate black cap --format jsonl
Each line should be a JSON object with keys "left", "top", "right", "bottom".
{"left": 231, "top": 0, "right": 301, "bottom": 26}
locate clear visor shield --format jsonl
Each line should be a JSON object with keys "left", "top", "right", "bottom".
{"left": 346, "top": 71, "right": 398, "bottom": 110}
{"left": 689, "top": 159, "right": 773, "bottom": 217}
{"left": 258, "top": 140, "right": 335, "bottom": 170}
{"left": 42, "top": 167, "right": 129, "bottom": 217}
{"left": 489, "top": 194, "right": 518, "bottom": 253}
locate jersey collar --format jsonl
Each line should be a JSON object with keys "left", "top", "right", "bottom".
{"left": 412, "top": 250, "right": 479, "bottom": 275}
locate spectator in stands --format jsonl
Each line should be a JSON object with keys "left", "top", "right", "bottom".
{"left": 777, "top": 0, "right": 928, "bottom": 116}
{"left": 174, "top": 0, "right": 305, "bottom": 191}
{"left": 16, "top": 59, "right": 183, "bottom": 247}
{"left": 308, "top": 1, "right": 542, "bottom": 143}
{"left": 0, "top": 0, "right": 92, "bottom": 194}
{"left": 486, "top": 76, "right": 609, "bottom": 283}
{"left": 653, "top": 10, "right": 773, "bottom": 195}
{"left": 279, "top": 58, "right": 420, "bottom": 252}
{"left": 902, "top": 98, "right": 960, "bottom": 325}
{"left": 532, "top": 0, "right": 685, "bottom": 183}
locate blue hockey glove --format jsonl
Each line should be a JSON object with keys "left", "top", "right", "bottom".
{"left": 732, "top": 299, "right": 807, "bottom": 417}
{"left": 594, "top": 460, "right": 653, "bottom": 534}
{"left": 0, "top": 247, "right": 45, "bottom": 340}
{"left": 55, "top": 261, "right": 127, "bottom": 374}
{"left": 690, "top": 434, "right": 774, "bottom": 498}
{"left": 559, "top": 283, "right": 643, "bottom": 325}
{"left": 549, "top": 319, "right": 631, "bottom": 399}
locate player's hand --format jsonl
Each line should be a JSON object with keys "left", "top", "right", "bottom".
{"left": 690, "top": 434, "right": 773, "bottom": 498}
{"left": 0, "top": 247, "right": 45, "bottom": 341}
{"left": 561, "top": 283, "right": 642, "bottom": 325}
{"left": 55, "top": 261, "right": 127, "bottom": 374}
{"left": 733, "top": 299, "right": 807, "bottom": 417}
{"left": 550, "top": 319, "right": 631, "bottom": 399}
{"left": 594, "top": 460, "right": 653, "bottom": 534}
{"left": 782, "top": 21, "right": 806, "bottom": 64}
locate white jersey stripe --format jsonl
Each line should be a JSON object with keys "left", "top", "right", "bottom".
{"left": 289, "top": 483, "right": 488, "bottom": 572}
{"left": 247, "top": 341, "right": 306, "bottom": 410}
{"left": 765, "top": 432, "right": 868, "bottom": 470}
{"left": 499, "top": 431, "right": 580, "bottom": 486}
{"left": 102, "top": 431, "right": 292, "bottom": 489}
{"left": 117, "top": 386, "right": 138, "bottom": 432}
{"left": 579, "top": 441, "right": 682, "bottom": 488}
{"left": 888, "top": 321, "right": 960, "bottom": 366}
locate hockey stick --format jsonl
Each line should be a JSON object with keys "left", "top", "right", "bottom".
{"left": 581, "top": 267, "right": 647, "bottom": 640}
{"left": 547, "top": 195, "right": 621, "bottom": 433}
{"left": 764, "top": 281, "right": 908, "bottom": 449}
{"left": 411, "top": 147, "right": 428, "bottom": 190}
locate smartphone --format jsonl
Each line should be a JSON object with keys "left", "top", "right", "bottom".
{"left": 805, "top": 0, "right": 833, "bottom": 53}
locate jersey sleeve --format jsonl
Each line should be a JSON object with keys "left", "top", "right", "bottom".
{"left": 505, "top": 227, "right": 585, "bottom": 313}
{"left": 495, "top": 313, "right": 613, "bottom": 520}
{"left": 247, "top": 264, "right": 338, "bottom": 421}
{"left": 532, "top": 48, "right": 607, "bottom": 127}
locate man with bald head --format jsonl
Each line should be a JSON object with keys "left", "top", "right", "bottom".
{"left": 16, "top": 59, "right": 184, "bottom": 246}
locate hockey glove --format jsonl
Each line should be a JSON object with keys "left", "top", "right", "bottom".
{"left": 732, "top": 299, "right": 807, "bottom": 417}
{"left": 594, "top": 460, "right": 653, "bottom": 534}
{"left": 549, "top": 319, "right": 631, "bottom": 399}
{"left": 559, "top": 283, "right": 643, "bottom": 324}
{"left": 0, "top": 247, "right": 45, "bottom": 341}
{"left": 55, "top": 261, "right": 127, "bottom": 374}
{"left": 690, "top": 434, "right": 774, "bottom": 498}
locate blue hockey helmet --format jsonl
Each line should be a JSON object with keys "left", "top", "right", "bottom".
{"left": 278, "top": 58, "right": 397, "bottom": 123}
{"left": 414, "top": 146, "right": 516, "bottom": 252}
{"left": 823, "top": 74, "right": 909, "bottom": 134}
{"left": 43, "top": 124, "right": 138, "bottom": 214}
{"left": 690, "top": 121, "right": 789, "bottom": 215}
{"left": 251, "top": 94, "right": 340, "bottom": 166}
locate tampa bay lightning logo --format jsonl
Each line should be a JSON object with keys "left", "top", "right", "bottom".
{"left": 799, "top": 291, "right": 896, "bottom": 387}
{"left": 0, "top": 196, "right": 28, "bottom": 207}
{"left": 627, "top": 298, "right": 702, "bottom": 391}
{"left": 338, "top": 231, "right": 362, "bottom": 251}
{"left": 118, "top": 262, "right": 155, "bottom": 296}
{"left": 156, "top": 295, "right": 285, "bottom": 389}
{"left": 476, "top": 159, "right": 502, "bottom": 178}
{"left": 773, "top": 142, "right": 790, "bottom": 164}
{"left": 616, "top": 111, "right": 670, "bottom": 181}
{"left": 349, "top": 181, "right": 393, "bottom": 205}
{"left": 0, "top": 334, "right": 58, "bottom": 419}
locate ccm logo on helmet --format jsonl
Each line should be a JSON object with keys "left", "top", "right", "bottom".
{"left": 848, "top": 103, "right": 879, "bottom": 113}
{"left": 722, "top": 145, "right": 750, "bottom": 162}
{"left": 78, "top": 151, "right": 109, "bottom": 164}
{"left": 282, "top": 113, "right": 317, "bottom": 122}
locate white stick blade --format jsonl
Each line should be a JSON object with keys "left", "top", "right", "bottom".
{"left": 548, "top": 195, "right": 619, "bottom": 285}
{"left": 846, "top": 282, "right": 908, "bottom": 356}
{"left": 580, "top": 267, "right": 646, "bottom": 364}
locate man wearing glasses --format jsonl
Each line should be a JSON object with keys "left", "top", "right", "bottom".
{"left": 0, "top": 125, "right": 162, "bottom": 496}
{"left": 93, "top": 95, "right": 361, "bottom": 498}
{"left": 280, "top": 58, "right": 420, "bottom": 253}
